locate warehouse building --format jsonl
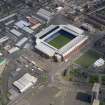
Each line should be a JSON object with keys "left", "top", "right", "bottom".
{"left": 13, "top": 73, "right": 37, "bottom": 93}
{"left": 35, "top": 24, "right": 88, "bottom": 62}
{"left": 10, "top": 29, "right": 22, "bottom": 37}
{"left": 36, "top": 8, "right": 54, "bottom": 22}
{"left": 0, "top": 36, "right": 9, "bottom": 44}
{"left": 15, "top": 37, "right": 28, "bottom": 48}
{"left": 26, "top": 16, "right": 42, "bottom": 30}
{"left": 8, "top": 47, "right": 20, "bottom": 54}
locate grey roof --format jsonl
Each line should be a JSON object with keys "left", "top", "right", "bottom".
{"left": 37, "top": 9, "right": 54, "bottom": 20}
{"left": 10, "top": 29, "right": 22, "bottom": 37}
{"left": 35, "top": 25, "right": 58, "bottom": 38}
{"left": 15, "top": 37, "right": 28, "bottom": 47}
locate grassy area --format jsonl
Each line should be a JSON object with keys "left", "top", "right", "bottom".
{"left": 89, "top": 75, "right": 99, "bottom": 84}
{"left": 63, "top": 69, "right": 80, "bottom": 81}
{"left": 0, "top": 95, "right": 8, "bottom": 105}
{"left": 42, "top": 74, "right": 48, "bottom": 82}
{"left": 48, "top": 34, "right": 72, "bottom": 49}
{"left": 0, "top": 58, "right": 4, "bottom": 63}
{"left": 97, "top": 9, "right": 105, "bottom": 15}
{"left": 0, "top": 79, "right": 2, "bottom": 85}
{"left": 101, "top": 76, "right": 105, "bottom": 85}
{"left": 63, "top": 75, "right": 73, "bottom": 81}
{"left": 100, "top": 101, "right": 105, "bottom": 105}
{"left": 75, "top": 50, "right": 101, "bottom": 68}
{"left": 0, "top": 58, "right": 6, "bottom": 65}
{"left": 69, "top": 69, "right": 80, "bottom": 77}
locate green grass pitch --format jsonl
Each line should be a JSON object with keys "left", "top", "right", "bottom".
{"left": 75, "top": 50, "right": 101, "bottom": 68}
{"left": 48, "top": 34, "right": 72, "bottom": 49}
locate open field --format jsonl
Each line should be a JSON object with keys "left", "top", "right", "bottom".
{"left": 0, "top": 58, "right": 6, "bottom": 65}
{"left": 75, "top": 50, "right": 101, "bottom": 68}
{"left": 89, "top": 75, "right": 99, "bottom": 84}
{"left": 48, "top": 34, "right": 72, "bottom": 49}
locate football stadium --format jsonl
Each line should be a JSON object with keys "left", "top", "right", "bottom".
{"left": 35, "top": 25, "right": 88, "bottom": 62}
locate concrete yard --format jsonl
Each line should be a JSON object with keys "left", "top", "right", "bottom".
{"left": 11, "top": 83, "right": 91, "bottom": 105}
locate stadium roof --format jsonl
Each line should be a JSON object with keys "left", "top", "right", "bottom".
{"left": 59, "top": 35, "right": 88, "bottom": 55}
{"left": 35, "top": 24, "right": 87, "bottom": 58}
{"left": 36, "top": 25, "right": 58, "bottom": 38}
{"left": 35, "top": 42, "right": 56, "bottom": 57}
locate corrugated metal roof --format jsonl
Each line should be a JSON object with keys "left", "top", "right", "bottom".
{"left": 10, "top": 29, "right": 22, "bottom": 37}
{"left": 37, "top": 8, "right": 54, "bottom": 20}
{"left": 59, "top": 36, "right": 88, "bottom": 55}
{"left": 0, "top": 36, "right": 9, "bottom": 44}
{"left": 0, "top": 13, "right": 16, "bottom": 22}
{"left": 22, "top": 27, "right": 34, "bottom": 34}
{"left": 8, "top": 47, "right": 20, "bottom": 54}
{"left": 35, "top": 25, "right": 58, "bottom": 38}
{"left": 35, "top": 42, "right": 56, "bottom": 57}
{"left": 15, "top": 37, "right": 28, "bottom": 47}
{"left": 65, "top": 24, "right": 84, "bottom": 35}
{"left": 13, "top": 73, "right": 37, "bottom": 93}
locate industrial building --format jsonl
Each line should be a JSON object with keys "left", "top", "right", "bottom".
{"left": 13, "top": 73, "right": 37, "bottom": 93}
{"left": 36, "top": 8, "right": 54, "bottom": 22}
{"left": 0, "top": 36, "right": 9, "bottom": 44}
{"left": 8, "top": 47, "right": 20, "bottom": 54}
{"left": 15, "top": 37, "right": 28, "bottom": 48}
{"left": 35, "top": 24, "right": 88, "bottom": 62}
{"left": 10, "top": 29, "right": 22, "bottom": 37}
{"left": 26, "top": 16, "right": 42, "bottom": 30}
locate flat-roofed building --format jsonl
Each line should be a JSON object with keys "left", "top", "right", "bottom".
{"left": 8, "top": 47, "right": 20, "bottom": 54}
{"left": 37, "top": 8, "right": 54, "bottom": 22}
{"left": 15, "top": 37, "right": 28, "bottom": 48}
{"left": 0, "top": 36, "right": 9, "bottom": 44}
{"left": 15, "top": 20, "right": 30, "bottom": 29}
{"left": 26, "top": 16, "right": 42, "bottom": 30}
{"left": 10, "top": 29, "right": 22, "bottom": 37}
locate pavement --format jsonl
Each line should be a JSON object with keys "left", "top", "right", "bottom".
{"left": 8, "top": 81, "right": 91, "bottom": 105}
{"left": 7, "top": 49, "right": 92, "bottom": 105}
